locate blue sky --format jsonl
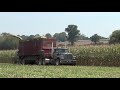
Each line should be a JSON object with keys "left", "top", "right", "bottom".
{"left": 0, "top": 12, "right": 120, "bottom": 38}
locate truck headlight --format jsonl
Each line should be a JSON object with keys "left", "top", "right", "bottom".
{"left": 45, "top": 58, "right": 50, "bottom": 61}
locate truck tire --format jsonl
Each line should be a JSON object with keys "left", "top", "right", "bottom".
{"left": 42, "top": 59, "right": 46, "bottom": 65}
{"left": 21, "top": 59, "right": 25, "bottom": 65}
{"left": 36, "top": 59, "right": 42, "bottom": 65}
{"left": 55, "top": 59, "right": 60, "bottom": 66}
{"left": 38, "top": 60, "right": 42, "bottom": 65}
{"left": 72, "top": 63, "right": 76, "bottom": 66}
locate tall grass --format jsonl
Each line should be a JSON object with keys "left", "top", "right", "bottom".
{"left": 70, "top": 44, "right": 120, "bottom": 66}
{"left": 0, "top": 50, "right": 17, "bottom": 58}
{"left": 0, "top": 50, "right": 17, "bottom": 63}
{"left": 1, "top": 44, "right": 120, "bottom": 66}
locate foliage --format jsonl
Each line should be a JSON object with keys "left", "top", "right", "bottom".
{"left": 0, "top": 50, "right": 17, "bottom": 58}
{"left": 109, "top": 30, "right": 120, "bottom": 44}
{"left": 58, "top": 32, "right": 67, "bottom": 42}
{"left": 90, "top": 34, "right": 100, "bottom": 44}
{"left": 53, "top": 33, "right": 59, "bottom": 41}
{"left": 2, "top": 45, "right": 120, "bottom": 66}
{"left": 0, "top": 33, "right": 19, "bottom": 50}
{"left": 0, "top": 50, "right": 17, "bottom": 63}
{"left": 70, "top": 44, "right": 120, "bottom": 66}
{"left": 53, "top": 32, "right": 67, "bottom": 42}
{"left": 45, "top": 33, "right": 52, "bottom": 38}
{"left": 78, "top": 34, "right": 89, "bottom": 40}
{"left": 65, "top": 25, "right": 80, "bottom": 45}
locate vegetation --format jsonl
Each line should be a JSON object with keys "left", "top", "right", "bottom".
{"left": 0, "top": 50, "right": 17, "bottom": 58}
{"left": 109, "top": 30, "right": 120, "bottom": 44}
{"left": 70, "top": 44, "right": 120, "bottom": 66}
{"left": 1, "top": 44, "right": 120, "bottom": 67}
{"left": 0, "top": 33, "right": 19, "bottom": 50}
{"left": 45, "top": 33, "right": 52, "bottom": 38}
{"left": 0, "top": 27, "right": 109, "bottom": 50}
{"left": 90, "top": 34, "right": 100, "bottom": 44}
{"left": 78, "top": 34, "right": 89, "bottom": 40}
{"left": 65, "top": 25, "right": 80, "bottom": 45}
{"left": 0, "top": 50, "right": 17, "bottom": 63}
{"left": 1, "top": 63, "right": 120, "bottom": 78}
{"left": 53, "top": 32, "right": 67, "bottom": 42}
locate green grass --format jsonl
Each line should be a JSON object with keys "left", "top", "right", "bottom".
{"left": 1, "top": 63, "right": 120, "bottom": 78}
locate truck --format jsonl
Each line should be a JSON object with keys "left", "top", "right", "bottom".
{"left": 17, "top": 38, "right": 76, "bottom": 65}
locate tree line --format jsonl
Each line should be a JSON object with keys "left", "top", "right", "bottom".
{"left": 0, "top": 24, "right": 118, "bottom": 50}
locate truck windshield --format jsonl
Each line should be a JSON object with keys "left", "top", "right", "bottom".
{"left": 55, "top": 49, "right": 68, "bottom": 53}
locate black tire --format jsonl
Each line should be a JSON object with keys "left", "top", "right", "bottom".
{"left": 72, "top": 63, "right": 76, "bottom": 66}
{"left": 35, "top": 57, "right": 43, "bottom": 65}
{"left": 55, "top": 59, "right": 60, "bottom": 66}
{"left": 21, "top": 59, "right": 26, "bottom": 65}
{"left": 36, "top": 60, "right": 42, "bottom": 65}
{"left": 42, "top": 59, "right": 46, "bottom": 65}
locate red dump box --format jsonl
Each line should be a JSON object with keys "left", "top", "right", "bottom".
{"left": 18, "top": 38, "right": 56, "bottom": 58}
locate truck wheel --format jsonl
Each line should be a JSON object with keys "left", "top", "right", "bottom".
{"left": 21, "top": 59, "right": 25, "bottom": 65}
{"left": 42, "top": 59, "right": 46, "bottom": 65}
{"left": 38, "top": 60, "right": 42, "bottom": 65}
{"left": 72, "top": 63, "right": 76, "bottom": 66}
{"left": 36, "top": 60, "right": 42, "bottom": 65}
{"left": 55, "top": 59, "right": 60, "bottom": 66}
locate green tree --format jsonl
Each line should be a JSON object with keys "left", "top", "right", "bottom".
{"left": 99, "top": 36, "right": 107, "bottom": 39}
{"left": 0, "top": 34, "right": 4, "bottom": 50}
{"left": 90, "top": 34, "right": 100, "bottom": 44}
{"left": 21, "top": 35, "right": 28, "bottom": 40}
{"left": 78, "top": 34, "right": 89, "bottom": 40}
{"left": 58, "top": 32, "right": 67, "bottom": 42}
{"left": 109, "top": 30, "right": 120, "bottom": 44}
{"left": 35, "top": 34, "right": 40, "bottom": 37}
{"left": 65, "top": 25, "right": 80, "bottom": 45}
{"left": 33, "top": 34, "right": 41, "bottom": 39}
{"left": 53, "top": 33, "right": 59, "bottom": 41}
{"left": 0, "top": 32, "right": 20, "bottom": 50}
{"left": 45, "top": 33, "right": 52, "bottom": 38}
{"left": 28, "top": 35, "right": 35, "bottom": 40}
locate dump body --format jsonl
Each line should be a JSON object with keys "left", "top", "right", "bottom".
{"left": 18, "top": 38, "right": 56, "bottom": 58}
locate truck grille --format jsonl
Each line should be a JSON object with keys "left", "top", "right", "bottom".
{"left": 64, "top": 54, "right": 73, "bottom": 60}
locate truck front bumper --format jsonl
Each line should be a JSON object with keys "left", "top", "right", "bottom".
{"left": 60, "top": 60, "right": 76, "bottom": 65}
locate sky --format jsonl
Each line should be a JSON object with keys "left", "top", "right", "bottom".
{"left": 0, "top": 12, "right": 120, "bottom": 38}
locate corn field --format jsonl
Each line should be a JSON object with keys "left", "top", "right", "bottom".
{"left": 1, "top": 45, "right": 120, "bottom": 66}
{"left": 70, "top": 44, "right": 120, "bottom": 66}
{"left": 0, "top": 50, "right": 17, "bottom": 63}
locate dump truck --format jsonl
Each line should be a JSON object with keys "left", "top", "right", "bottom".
{"left": 17, "top": 38, "right": 76, "bottom": 65}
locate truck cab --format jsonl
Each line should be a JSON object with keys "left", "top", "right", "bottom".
{"left": 52, "top": 48, "right": 76, "bottom": 65}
